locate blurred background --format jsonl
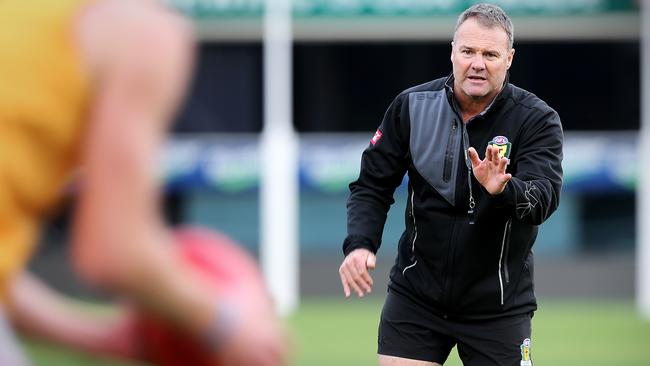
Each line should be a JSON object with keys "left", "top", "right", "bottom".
{"left": 25, "top": 0, "right": 649, "bottom": 365}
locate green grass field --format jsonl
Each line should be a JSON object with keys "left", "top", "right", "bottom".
{"left": 24, "top": 299, "right": 650, "bottom": 366}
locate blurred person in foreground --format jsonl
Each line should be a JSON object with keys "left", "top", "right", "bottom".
{"left": 339, "top": 3, "right": 563, "bottom": 366}
{"left": 0, "top": 1, "right": 286, "bottom": 365}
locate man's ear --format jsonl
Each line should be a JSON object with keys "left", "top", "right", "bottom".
{"left": 450, "top": 41, "right": 455, "bottom": 62}
{"left": 506, "top": 48, "right": 515, "bottom": 69}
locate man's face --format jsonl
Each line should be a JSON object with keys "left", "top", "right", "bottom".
{"left": 451, "top": 17, "right": 514, "bottom": 104}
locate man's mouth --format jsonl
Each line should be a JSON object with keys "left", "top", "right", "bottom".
{"left": 468, "top": 75, "right": 486, "bottom": 81}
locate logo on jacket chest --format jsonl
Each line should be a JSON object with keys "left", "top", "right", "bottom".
{"left": 488, "top": 136, "right": 512, "bottom": 159}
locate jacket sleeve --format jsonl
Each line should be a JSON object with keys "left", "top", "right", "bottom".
{"left": 487, "top": 109, "right": 564, "bottom": 225}
{"left": 342, "top": 95, "right": 409, "bottom": 256}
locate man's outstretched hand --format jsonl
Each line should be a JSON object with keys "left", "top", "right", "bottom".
{"left": 467, "top": 145, "right": 512, "bottom": 195}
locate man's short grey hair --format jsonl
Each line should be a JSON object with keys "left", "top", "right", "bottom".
{"left": 454, "top": 3, "right": 514, "bottom": 49}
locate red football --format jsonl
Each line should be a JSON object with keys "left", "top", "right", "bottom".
{"left": 135, "top": 227, "right": 267, "bottom": 366}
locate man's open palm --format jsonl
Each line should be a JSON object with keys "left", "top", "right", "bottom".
{"left": 467, "top": 145, "right": 512, "bottom": 195}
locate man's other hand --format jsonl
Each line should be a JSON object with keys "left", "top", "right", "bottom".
{"left": 339, "top": 249, "right": 376, "bottom": 298}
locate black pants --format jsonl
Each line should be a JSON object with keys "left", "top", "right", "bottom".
{"left": 378, "top": 290, "right": 533, "bottom": 366}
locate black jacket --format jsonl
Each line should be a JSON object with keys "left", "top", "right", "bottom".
{"left": 343, "top": 75, "right": 563, "bottom": 319}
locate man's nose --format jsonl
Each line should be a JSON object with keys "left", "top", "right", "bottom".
{"left": 471, "top": 55, "right": 486, "bottom": 70}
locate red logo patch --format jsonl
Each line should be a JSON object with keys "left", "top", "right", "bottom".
{"left": 371, "top": 129, "right": 383, "bottom": 145}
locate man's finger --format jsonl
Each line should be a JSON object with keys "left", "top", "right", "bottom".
{"left": 489, "top": 145, "right": 499, "bottom": 163}
{"left": 468, "top": 147, "right": 481, "bottom": 167}
{"left": 484, "top": 145, "right": 493, "bottom": 162}
{"left": 355, "top": 263, "right": 374, "bottom": 292}
{"left": 339, "top": 265, "right": 355, "bottom": 291}
{"left": 351, "top": 280, "right": 365, "bottom": 297}
{"left": 352, "top": 262, "right": 373, "bottom": 293}
{"left": 366, "top": 252, "right": 376, "bottom": 270}
{"left": 339, "top": 271, "right": 351, "bottom": 297}
{"left": 498, "top": 156, "right": 509, "bottom": 172}
{"left": 341, "top": 265, "right": 365, "bottom": 297}
{"left": 355, "top": 276, "right": 372, "bottom": 294}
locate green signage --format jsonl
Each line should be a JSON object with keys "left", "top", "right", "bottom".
{"left": 167, "top": 0, "right": 638, "bottom": 18}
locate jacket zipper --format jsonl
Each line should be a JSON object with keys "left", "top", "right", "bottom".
{"left": 442, "top": 120, "right": 457, "bottom": 182}
{"left": 498, "top": 218, "right": 512, "bottom": 305}
{"left": 402, "top": 189, "right": 418, "bottom": 276}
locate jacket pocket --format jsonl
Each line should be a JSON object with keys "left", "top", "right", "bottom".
{"left": 442, "top": 120, "right": 457, "bottom": 182}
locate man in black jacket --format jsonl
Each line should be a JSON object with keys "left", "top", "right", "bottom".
{"left": 338, "top": 3, "right": 563, "bottom": 366}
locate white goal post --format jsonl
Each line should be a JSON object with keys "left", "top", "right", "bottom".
{"left": 260, "top": 0, "right": 299, "bottom": 316}
{"left": 638, "top": 0, "right": 650, "bottom": 320}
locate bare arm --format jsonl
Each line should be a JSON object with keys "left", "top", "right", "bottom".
{"left": 72, "top": 1, "right": 216, "bottom": 336}
{"left": 7, "top": 272, "right": 137, "bottom": 359}
{"left": 69, "top": 4, "right": 287, "bottom": 365}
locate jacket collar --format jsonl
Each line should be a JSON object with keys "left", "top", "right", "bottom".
{"left": 444, "top": 72, "right": 511, "bottom": 118}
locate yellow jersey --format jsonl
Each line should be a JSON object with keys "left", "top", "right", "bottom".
{"left": 0, "top": 0, "right": 89, "bottom": 298}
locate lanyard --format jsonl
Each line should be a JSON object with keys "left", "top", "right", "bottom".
{"left": 461, "top": 122, "right": 476, "bottom": 225}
